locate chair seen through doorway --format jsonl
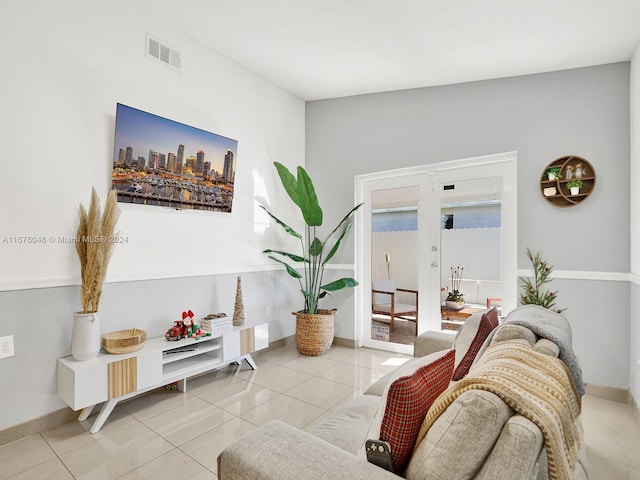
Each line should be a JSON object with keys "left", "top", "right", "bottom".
{"left": 372, "top": 279, "right": 418, "bottom": 334}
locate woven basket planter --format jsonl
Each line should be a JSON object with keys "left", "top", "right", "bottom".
{"left": 294, "top": 309, "right": 336, "bottom": 356}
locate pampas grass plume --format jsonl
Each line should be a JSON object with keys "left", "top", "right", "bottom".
{"left": 75, "top": 188, "right": 120, "bottom": 314}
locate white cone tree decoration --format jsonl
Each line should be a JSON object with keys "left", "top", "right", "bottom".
{"left": 233, "top": 276, "right": 245, "bottom": 326}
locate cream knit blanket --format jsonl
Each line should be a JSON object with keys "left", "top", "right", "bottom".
{"left": 415, "top": 342, "right": 582, "bottom": 480}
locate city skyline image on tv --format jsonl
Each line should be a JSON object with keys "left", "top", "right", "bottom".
{"left": 111, "top": 103, "right": 238, "bottom": 213}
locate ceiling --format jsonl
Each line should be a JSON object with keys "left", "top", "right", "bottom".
{"left": 132, "top": 0, "right": 640, "bottom": 101}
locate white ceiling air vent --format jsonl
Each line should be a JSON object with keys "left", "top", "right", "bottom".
{"left": 146, "top": 34, "right": 181, "bottom": 72}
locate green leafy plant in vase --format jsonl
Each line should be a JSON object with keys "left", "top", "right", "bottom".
{"left": 545, "top": 167, "right": 562, "bottom": 181}
{"left": 261, "top": 162, "right": 363, "bottom": 355}
{"left": 566, "top": 179, "right": 583, "bottom": 195}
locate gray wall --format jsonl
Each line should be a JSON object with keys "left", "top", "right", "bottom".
{"left": 0, "top": 271, "right": 298, "bottom": 430}
{"left": 306, "top": 63, "right": 631, "bottom": 389}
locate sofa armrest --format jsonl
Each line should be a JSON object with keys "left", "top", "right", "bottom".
{"left": 414, "top": 330, "right": 455, "bottom": 357}
{"left": 218, "top": 420, "right": 398, "bottom": 480}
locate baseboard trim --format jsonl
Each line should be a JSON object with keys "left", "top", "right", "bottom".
{"left": 546, "top": 384, "right": 640, "bottom": 422}
{"left": 259, "top": 335, "right": 356, "bottom": 350}
{"left": 333, "top": 336, "right": 356, "bottom": 348}
{"left": 0, "top": 407, "right": 77, "bottom": 446}
{"left": 631, "top": 391, "right": 640, "bottom": 426}
{"left": 584, "top": 383, "right": 634, "bottom": 404}
{"left": 265, "top": 335, "right": 295, "bottom": 350}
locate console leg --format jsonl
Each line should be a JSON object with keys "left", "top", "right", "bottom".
{"left": 244, "top": 354, "right": 257, "bottom": 370}
{"left": 177, "top": 378, "right": 187, "bottom": 392}
{"left": 90, "top": 399, "right": 118, "bottom": 434}
{"left": 78, "top": 404, "right": 96, "bottom": 422}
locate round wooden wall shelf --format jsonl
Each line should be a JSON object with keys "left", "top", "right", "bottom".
{"left": 540, "top": 155, "right": 596, "bottom": 207}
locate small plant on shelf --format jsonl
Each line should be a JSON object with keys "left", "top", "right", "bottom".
{"left": 544, "top": 167, "right": 562, "bottom": 180}
{"left": 446, "top": 266, "right": 464, "bottom": 303}
{"left": 519, "top": 248, "right": 564, "bottom": 312}
{"left": 566, "top": 179, "right": 583, "bottom": 195}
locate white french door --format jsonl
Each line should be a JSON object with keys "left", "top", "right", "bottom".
{"left": 359, "top": 172, "right": 430, "bottom": 355}
{"left": 354, "top": 152, "right": 517, "bottom": 355}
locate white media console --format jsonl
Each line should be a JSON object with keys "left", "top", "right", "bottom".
{"left": 57, "top": 321, "right": 268, "bottom": 433}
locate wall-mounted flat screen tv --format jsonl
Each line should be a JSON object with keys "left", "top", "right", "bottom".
{"left": 111, "top": 103, "right": 238, "bottom": 213}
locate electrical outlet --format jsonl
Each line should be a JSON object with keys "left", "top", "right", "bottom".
{"left": 265, "top": 306, "right": 272, "bottom": 317}
{"left": 0, "top": 335, "right": 14, "bottom": 359}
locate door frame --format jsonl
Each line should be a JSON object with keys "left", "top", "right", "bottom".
{"left": 354, "top": 151, "right": 517, "bottom": 352}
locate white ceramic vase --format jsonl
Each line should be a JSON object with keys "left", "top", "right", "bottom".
{"left": 445, "top": 300, "right": 464, "bottom": 311}
{"left": 570, "top": 187, "right": 580, "bottom": 195}
{"left": 71, "top": 312, "right": 101, "bottom": 361}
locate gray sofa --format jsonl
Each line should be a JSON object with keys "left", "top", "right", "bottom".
{"left": 218, "top": 305, "right": 588, "bottom": 479}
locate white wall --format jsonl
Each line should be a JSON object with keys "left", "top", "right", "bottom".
{"left": 440, "top": 228, "right": 501, "bottom": 283}
{"left": 0, "top": 0, "right": 305, "bottom": 430}
{"left": 630, "top": 44, "right": 640, "bottom": 402}
{"left": 372, "top": 231, "right": 419, "bottom": 298}
{"left": 0, "top": 0, "right": 305, "bottom": 289}
{"left": 371, "top": 228, "right": 501, "bottom": 296}
{"left": 307, "top": 64, "right": 631, "bottom": 390}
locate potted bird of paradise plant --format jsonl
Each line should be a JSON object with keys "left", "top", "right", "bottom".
{"left": 261, "top": 162, "right": 363, "bottom": 355}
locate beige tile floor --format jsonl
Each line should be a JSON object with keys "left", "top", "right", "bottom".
{"left": 1, "top": 344, "right": 639, "bottom": 479}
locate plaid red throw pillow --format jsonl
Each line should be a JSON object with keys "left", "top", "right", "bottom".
{"left": 484, "top": 306, "right": 499, "bottom": 329}
{"left": 452, "top": 307, "right": 499, "bottom": 381}
{"left": 379, "top": 349, "right": 455, "bottom": 473}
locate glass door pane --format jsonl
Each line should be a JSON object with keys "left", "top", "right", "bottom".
{"left": 439, "top": 176, "right": 502, "bottom": 331}
{"left": 370, "top": 186, "right": 419, "bottom": 346}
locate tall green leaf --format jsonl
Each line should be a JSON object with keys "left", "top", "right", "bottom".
{"left": 323, "top": 203, "right": 363, "bottom": 242}
{"left": 321, "top": 278, "right": 359, "bottom": 292}
{"left": 267, "top": 255, "right": 302, "bottom": 279}
{"left": 273, "top": 161, "right": 299, "bottom": 201}
{"left": 322, "top": 223, "right": 351, "bottom": 266}
{"left": 295, "top": 166, "right": 323, "bottom": 226}
{"left": 309, "top": 237, "right": 323, "bottom": 257}
{"left": 273, "top": 162, "right": 323, "bottom": 227}
{"left": 263, "top": 249, "right": 306, "bottom": 263}
{"left": 260, "top": 205, "right": 302, "bottom": 240}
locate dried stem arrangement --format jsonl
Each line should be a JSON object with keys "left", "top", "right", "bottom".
{"left": 447, "top": 266, "right": 464, "bottom": 302}
{"left": 75, "top": 188, "right": 120, "bottom": 314}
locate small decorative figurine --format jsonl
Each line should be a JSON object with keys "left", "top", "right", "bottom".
{"left": 165, "top": 310, "right": 211, "bottom": 341}
{"left": 182, "top": 311, "right": 192, "bottom": 337}
{"left": 565, "top": 165, "right": 574, "bottom": 180}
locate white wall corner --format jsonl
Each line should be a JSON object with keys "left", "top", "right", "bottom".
{"left": 630, "top": 43, "right": 640, "bottom": 274}
{"left": 630, "top": 41, "right": 640, "bottom": 406}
